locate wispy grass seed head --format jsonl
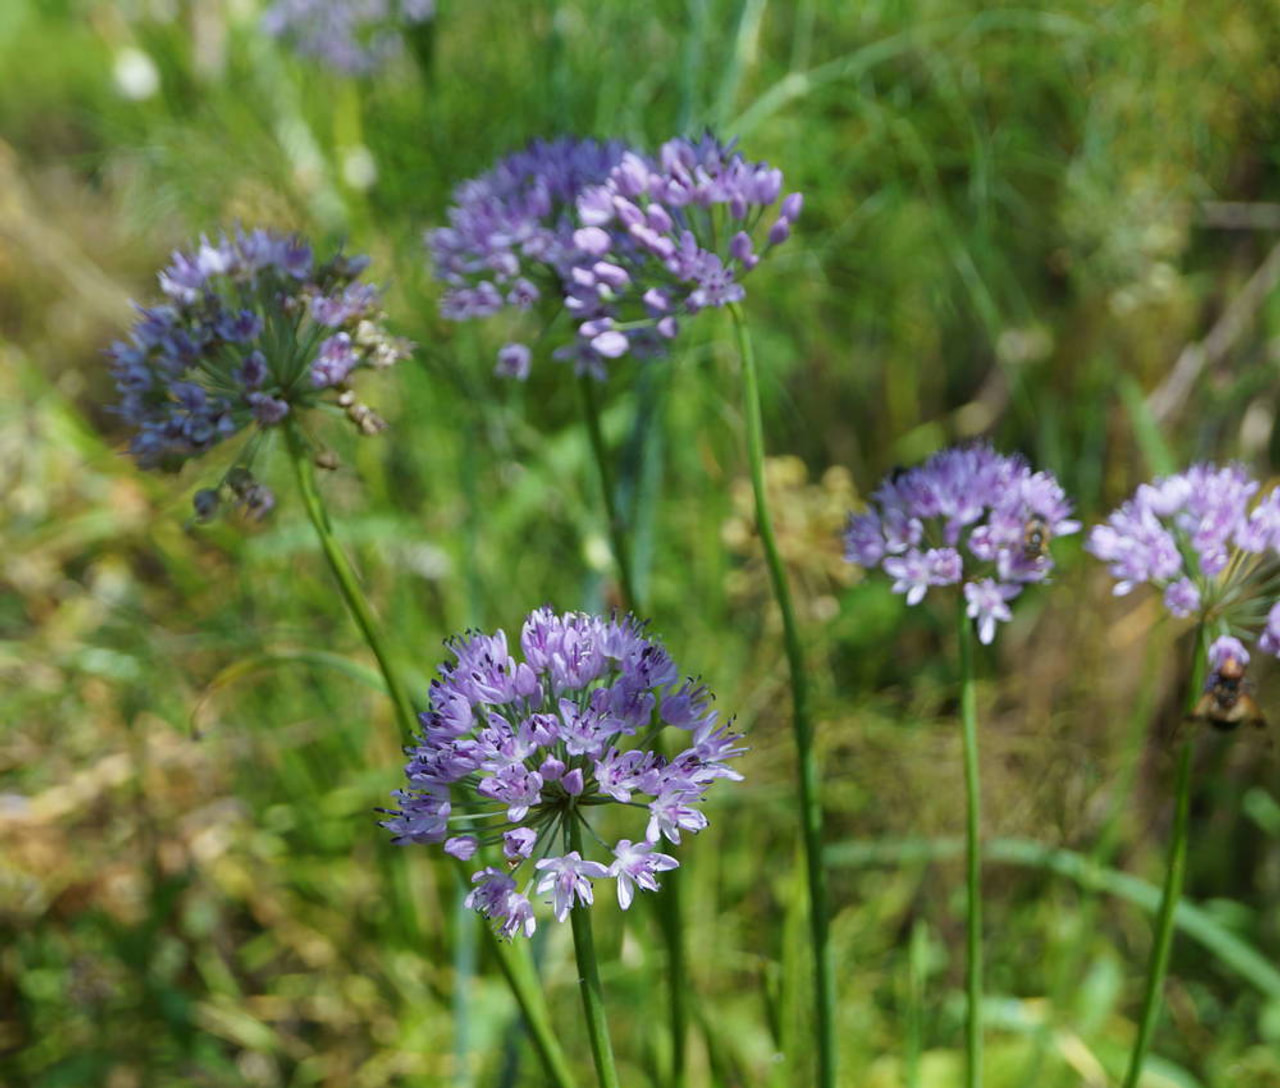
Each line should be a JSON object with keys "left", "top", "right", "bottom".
{"left": 844, "top": 444, "right": 1079, "bottom": 643}
{"left": 380, "top": 608, "right": 744, "bottom": 938}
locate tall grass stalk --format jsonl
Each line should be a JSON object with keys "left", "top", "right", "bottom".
{"left": 728, "top": 302, "right": 835, "bottom": 1088}
{"left": 578, "top": 372, "right": 689, "bottom": 1087}
{"left": 956, "top": 599, "right": 983, "bottom": 1088}
{"left": 282, "top": 419, "right": 577, "bottom": 1088}
{"left": 568, "top": 814, "right": 622, "bottom": 1088}
{"left": 1119, "top": 625, "right": 1206, "bottom": 1088}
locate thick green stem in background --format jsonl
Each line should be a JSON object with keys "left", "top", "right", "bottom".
{"left": 956, "top": 601, "right": 983, "bottom": 1088}
{"left": 729, "top": 303, "right": 835, "bottom": 1088}
{"left": 579, "top": 374, "right": 639, "bottom": 612}
{"left": 568, "top": 817, "right": 622, "bottom": 1088}
{"left": 283, "top": 421, "right": 576, "bottom": 1088}
{"left": 284, "top": 420, "right": 419, "bottom": 745}
{"left": 1120, "top": 626, "right": 1205, "bottom": 1088}
{"left": 578, "top": 373, "right": 688, "bottom": 1087}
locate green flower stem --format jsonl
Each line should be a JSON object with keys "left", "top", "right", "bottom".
{"left": 728, "top": 302, "right": 834, "bottom": 1088}
{"left": 956, "top": 600, "right": 983, "bottom": 1088}
{"left": 568, "top": 816, "right": 622, "bottom": 1088}
{"left": 1120, "top": 626, "right": 1206, "bottom": 1088}
{"left": 284, "top": 420, "right": 419, "bottom": 745}
{"left": 464, "top": 859, "right": 578, "bottom": 1088}
{"left": 578, "top": 374, "right": 639, "bottom": 612}
{"left": 578, "top": 372, "right": 688, "bottom": 1088}
{"left": 282, "top": 420, "right": 576, "bottom": 1088}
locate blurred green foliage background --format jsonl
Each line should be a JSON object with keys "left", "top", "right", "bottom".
{"left": 4, "top": 1, "right": 1280, "bottom": 1085}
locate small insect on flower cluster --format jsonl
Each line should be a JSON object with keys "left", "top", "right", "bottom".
{"left": 429, "top": 134, "right": 800, "bottom": 379}
{"left": 1089, "top": 464, "right": 1280, "bottom": 737}
{"left": 844, "top": 444, "right": 1079, "bottom": 643}
{"left": 1191, "top": 636, "right": 1266, "bottom": 733}
{"left": 380, "top": 608, "right": 745, "bottom": 938}
{"left": 105, "top": 227, "right": 410, "bottom": 518}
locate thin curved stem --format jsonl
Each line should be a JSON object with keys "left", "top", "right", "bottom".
{"left": 284, "top": 419, "right": 419, "bottom": 744}
{"left": 473, "top": 863, "right": 578, "bottom": 1088}
{"left": 653, "top": 840, "right": 688, "bottom": 1088}
{"left": 728, "top": 302, "right": 834, "bottom": 1088}
{"left": 283, "top": 420, "right": 576, "bottom": 1088}
{"left": 579, "top": 374, "right": 639, "bottom": 612}
{"left": 956, "top": 601, "right": 983, "bottom": 1088}
{"left": 568, "top": 817, "right": 622, "bottom": 1088}
{"left": 1120, "top": 625, "right": 1205, "bottom": 1088}
{"left": 578, "top": 372, "right": 688, "bottom": 1087}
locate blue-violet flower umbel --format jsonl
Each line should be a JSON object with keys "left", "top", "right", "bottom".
{"left": 263, "top": 0, "right": 435, "bottom": 75}
{"left": 380, "top": 608, "right": 745, "bottom": 938}
{"left": 106, "top": 227, "right": 410, "bottom": 515}
{"left": 844, "top": 444, "right": 1079, "bottom": 643}
{"left": 1088, "top": 462, "right": 1280, "bottom": 651}
{"left": 429, "top": 133, "right": 800, "bottom": 378}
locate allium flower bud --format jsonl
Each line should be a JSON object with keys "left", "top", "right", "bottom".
{"left": 105, "top": 227, "right": 411, "bottom": 517}
{"left": 845, "top": 444, "right": 1079, "bottom": 643}
{"left": 380, "top": 609, "right": 745, "bottom": 938}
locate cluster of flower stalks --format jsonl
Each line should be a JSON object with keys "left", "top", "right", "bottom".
{"left": 108, "top": 129, "right": 1279, "bottom": 1088}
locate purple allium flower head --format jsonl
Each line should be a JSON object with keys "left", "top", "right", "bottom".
{"left": 1088, "top": 464, "right": 1280, "bottom": 657}
{"left": 104, "top": 227, "right": 411, "bottom": 518}
{"left": 844, "top": 444, "right": 1079, "bottom": 643}
{"left": 566, "top": 134, "right": 798, "bottom": 362}
{"left": 380, "top": 608, "right": 744, "bottom": 937}
{"left": 429, "top": 133, "right": 798, "bottom": 378}
{"left": 262, "top": 0, "right": 435, "bottom": 75}
{"left": 429, "top": 136, "right": 631, "bottom": 357}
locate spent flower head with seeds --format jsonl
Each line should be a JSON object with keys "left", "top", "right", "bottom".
{"left": 843, "top": 444, "right": 1079, "bottom": 643}
{"left": 428, "top": 133, "right": 798, "bottom": 379}
{"left": 263, "top": 0, "right": 435, "bottom": 75}
{"left": 1088, "top": 462, "right": 1280, "bottom": 651}
{"left": 105, "top": 227, "right": 410, "bottom": 518}
{"left": 379, "top": 608, "right": 745, "bottom": 938}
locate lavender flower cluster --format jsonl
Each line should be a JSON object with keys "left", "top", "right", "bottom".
{"left": 263, "top": 0, "right": 435, "bottom": 75}
{"left": 844, "top": 445, "right": 1079, "bottom": 643}
{"left": 106, "top": 228, "right": 409, "bottom": 511}
{"left": 1088, "top": 463, "right": 1280, "bottom": 649}
{"left": 380, "top": 608, "right": 745, "bottom": 938}
{"left": 429, "top": 134, "right": 800, "bottom": 379}
{"left": 429, "top": 137, "right": 630, "bottom": 379}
